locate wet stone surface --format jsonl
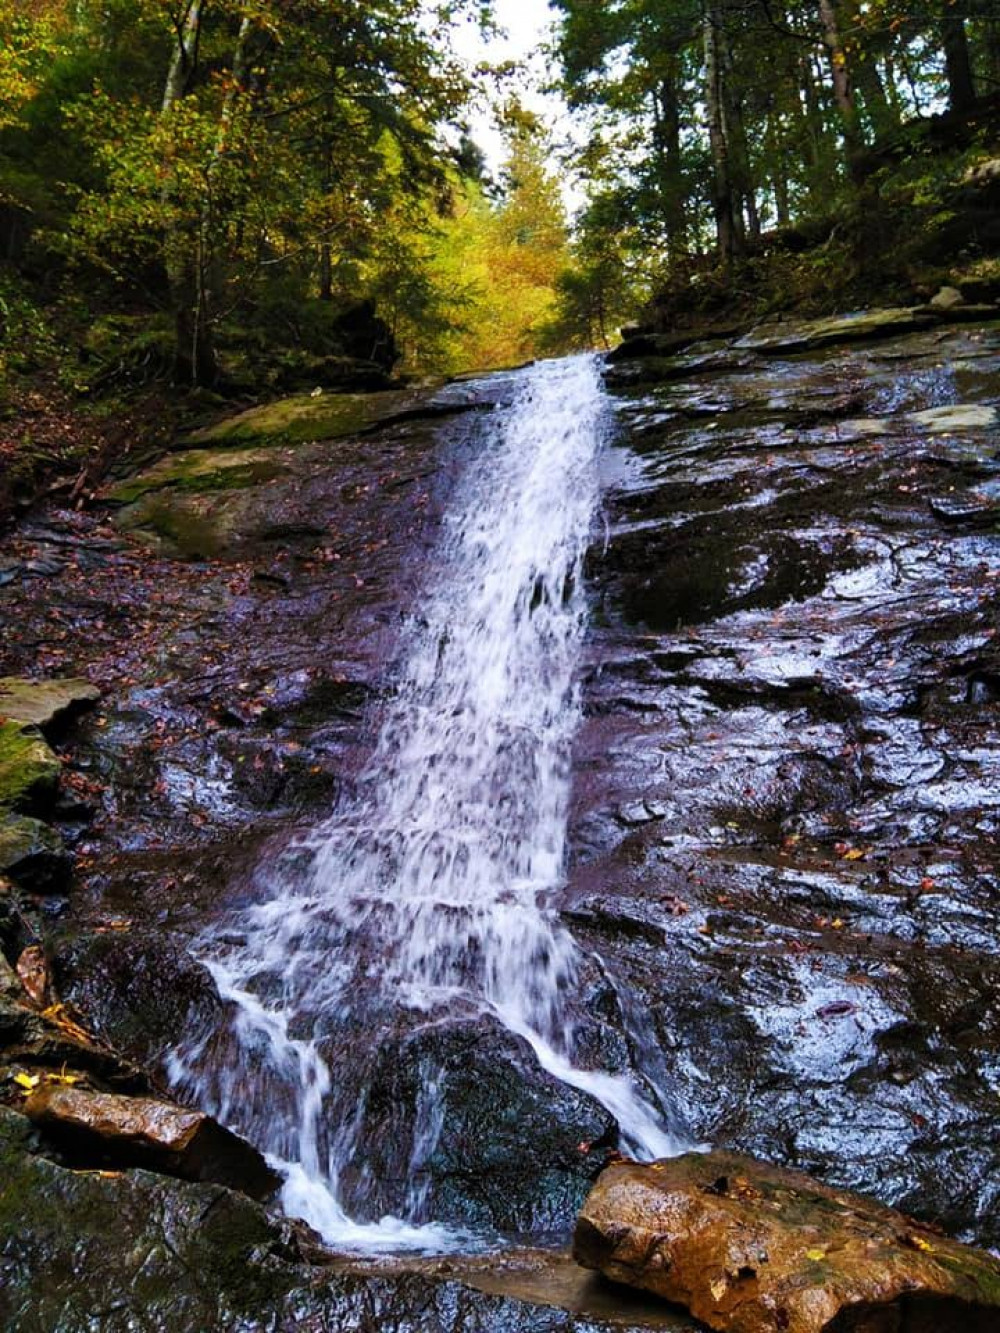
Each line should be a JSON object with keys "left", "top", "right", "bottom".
{"left": 1, "top": 326, "right": 1000, "bottom": 1326}
{"left": 576, "top": 318, "right": 1000, "bottom": 1246}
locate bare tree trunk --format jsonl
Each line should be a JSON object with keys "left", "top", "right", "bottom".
{"left": 162, "top": 0, "right": 202, "bottom": 112}
{"left": 818, "top": 0, "right": 865, "bottom": 180}
{"left": 942, "top": 12, "right": 977, "bottom": 112}
{"left": 704, "top": 0, "right": 739, "bottom": 266}
{"left": 767, "top": 111, "right": 791, "bottom": 225}
{"left": 160, "top": 1, "right": 218, "bottom": 387}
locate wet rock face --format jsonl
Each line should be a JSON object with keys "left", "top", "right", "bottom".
{"left": 2, "top": 323, "right": 1000, "bottom": 1309}
{"left": 54, "top": 929, "right": 224, "bottom": 1068}
{"left": 0, "top": 1104, "right": 695, "bottom": 1332}
{"left": 573, "top": 1152, "right": 1000, "bottom": 1333}
{"left": 338, "top": 1016, "right": 616, "bottom": 1235}
{"left": 575, "top": 318, "right": 1000, "bottom": 1245}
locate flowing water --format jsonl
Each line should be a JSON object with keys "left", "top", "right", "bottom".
{"left": 168, "top": 356, "right": 683, "bottom": 1251}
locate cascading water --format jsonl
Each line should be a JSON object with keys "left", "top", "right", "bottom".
{"left": 168, "top": 355, "right": 684, "bottom": 1251}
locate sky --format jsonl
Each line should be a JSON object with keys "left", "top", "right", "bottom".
{"left": 448, "top": 0, "right": 580, "bottom": 197}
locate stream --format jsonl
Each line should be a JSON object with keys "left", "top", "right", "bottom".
{"left": 167, "top": 356, "right": 681, "bottom": 1249}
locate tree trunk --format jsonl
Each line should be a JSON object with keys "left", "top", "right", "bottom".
{"left": 162, "top": 0, "right": 202, "bottom": 112}
{"left": 704, "top": 0, "right": 739, "bottom": 266}
{"left": 854, "top": 51, "right": 898, "bottom": 139}
{"left": 982, "top": 17, "right": 1000, "bottom": 94}
{"left": 161, "top": 0, "right": 218, "bottom": 387}
{"left": 942, "top": 12, "right": 976, "bottom": 113}
{"left": 767, "top": 111, "right": 791, "bottom": 225}
{"left": 318, "top": 245, "right": 333, "bottom": 302}
{"left": 721, "top": 36, "right": 756, "bottom": 244}
{"left": 651, "top": 63, "right": 687, "bottom": 254}
{"left": 818, "top": 0, "right": 865, "bottom": 181}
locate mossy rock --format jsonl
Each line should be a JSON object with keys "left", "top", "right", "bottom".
{"left": 0, "top": 1106, "right": 301, "bottom": 1330}
{"left": 0, "top": 678, "right": 100, "bottom": 732}
{"left": 115, "top": 491, "right": 242, "bottom": 560}
{"left": 0, "top": 812, "right": 65, "bottom": 888}
{"left": 0, "top": 721, "right": 59, "bottom": 811}
{"left": 184, "top": 388, "right": 429, "bottom": 448}
{"left": 108, "top": 447, "right": 292, "bottom": 505}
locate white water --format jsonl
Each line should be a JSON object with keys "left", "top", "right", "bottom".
{"left": 169, "top": 356, "right": 682, "bottom": 1252}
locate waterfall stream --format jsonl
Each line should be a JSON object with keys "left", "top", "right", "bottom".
{"left": 168, "top": 356, "right": 683, "bottom": 1252}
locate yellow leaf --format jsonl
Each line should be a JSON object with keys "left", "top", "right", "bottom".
{"left": 844, "top": 848, "right": 866, "bottom": 861}
{"left": 806, "top": 1248, "right": 826, "bottom": 1260}
{"left": 709, "top": 1277, "right": 728, "bottom": 1301}
{"left": 14, "top": 1072, "right": 40, "bottom": 1091}
{"left": 908, "top": 1234, "right": 933, "bottom": 1252}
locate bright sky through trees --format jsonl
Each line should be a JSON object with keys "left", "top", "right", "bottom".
{"left": 450, "top": 0, "right": 582, "bottom": 204}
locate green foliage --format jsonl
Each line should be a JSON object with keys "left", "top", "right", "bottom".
{"left": 1, "top": 0, "right": 546, "bottom": 385}
{"left": 0, "top": 277, "right": 57, "bottom": 385}
{"left": 551, "top": 0, "right": 1000, "bottom": 320}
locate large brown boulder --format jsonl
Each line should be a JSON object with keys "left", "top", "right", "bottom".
{"left": 573, "top": 1152, "right": 1000, "bottom": 1332}
{"left": 23, "top": 1085, "right": 279, "bottom": 1201}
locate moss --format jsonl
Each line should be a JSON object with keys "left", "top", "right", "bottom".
{"left": 120, "top": 495, "right": 235, "bottom": 560}
{"left": 108, "top": 446, "right": 290, "bottom": 504}
{"left": 186, "top": 387, "right": 423, "bottom": 447}
{"left": 0, "top": 1107, "right": 300, "bottom": 1328}
{"left": 0, "top": 721, "right": 60, "bottom": 811}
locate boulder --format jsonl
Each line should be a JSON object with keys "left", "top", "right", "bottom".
{"left": 183, "top": 387, "right": 432, "bottom": 448}
{"left": 333, "top": 1014, "right": 617, "bottom": 1234}
{"left": 929, "top": 286, "right": 964, "bottom": 310}
{"left": 0, "top": 720, "right": 60, "bottom": 811}
{"left": 23, "top": 1085, "right": 279, "bottom": 1200}
{"left": 0, "top": 812, "right": 66, "bottom": 887}
{"left": 0, "top": 677, "right": 100, "bottom": 732}
{"left": 573, "top": 1152, "right": 1000, "bottom": 1333}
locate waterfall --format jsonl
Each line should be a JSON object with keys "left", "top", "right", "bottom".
{"left": 168, "top": 355, "right": 683, "bottom": 1252}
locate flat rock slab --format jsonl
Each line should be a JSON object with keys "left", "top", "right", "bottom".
{"left": 183, "top": 386, "right": 473, "bottom": 448}
{"left": 573, "top": 1152, "right": 1000, "bottom": 1333}
{"left": 909, "top": 404, "right": 999, "bottom": 432}
{"left": 0, "top": 677, "right": 100, "bottom": 732}
{"left": 732, "top": 308, "right": 939, "bottom": 356}
{"left": 23, "top": 1085, "right": 279, "bottom": 1200}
